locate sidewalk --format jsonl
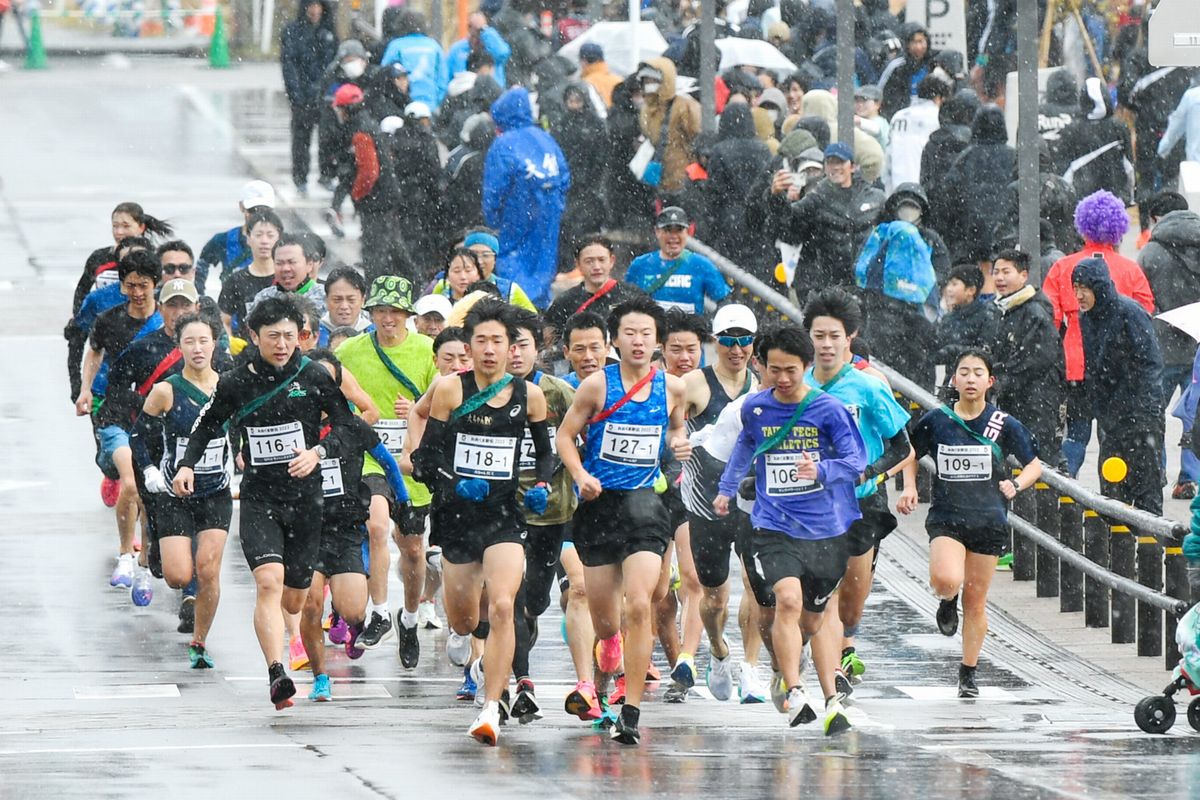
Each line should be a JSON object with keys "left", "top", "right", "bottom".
{"left": 0, "top": 16, "right": 208, "bottom": 57}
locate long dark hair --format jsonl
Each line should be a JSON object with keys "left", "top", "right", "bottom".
{"left": 112, "top": 202, "right": 173, "bottom": 239}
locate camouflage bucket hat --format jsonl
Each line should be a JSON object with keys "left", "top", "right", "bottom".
{"left": 365, "top": 275, "right": 416, "bottom": 312}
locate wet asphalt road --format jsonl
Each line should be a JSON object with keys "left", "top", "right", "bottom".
{"left": 2, "top": 58, "right": 1200, "bottom": 799}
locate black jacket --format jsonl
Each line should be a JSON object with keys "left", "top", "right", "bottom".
{"left": 1054, "top": 81, "right": 1134, "bottom": 204}
{"left": 280, "top": 2, "right": 338, "bottom": 107}
{"left": 877, "top": 22, "right": 939, "bottom": 119}
{"left": 784, "top": 175, "right": 885, "bottom": 295}
{"left": 992, "top": 286, "right": 1063, "bottom": 405}
{"left": 1039, "top": 69, "right": 1079, "bottom": 145}
{"left": 551, "top": 82, "right": 609, "bottom": 218}
{"left": 706, "top": 104, "right": 773, "bottom": 271}
{"left": 1140, "top": 210, "right": 1200, "bottom": 367}
{"left": 935, "top": 299, "right": 998, "bottom": 367}
{"left": 606, "top": 78, "right": 654, "bottom": 229}
{"left": 443, "top": 116, "right": 495, "bottom": 230}
{"left": 942, "top": 105, "right": 1015, "bottom": 263}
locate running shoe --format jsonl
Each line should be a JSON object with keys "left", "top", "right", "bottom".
{"left": 671, "top": 652, "right": 697, "bottom": 689}
{"left": 131, "top": 567, "right": 153, "bottom": 607}
{"left": 840, "top": 647, "right": 865, "bottom": 684}
{"left": 565, "top": 680, "right": 601, "bottom": 721}
{"left": 786, "top": 686, "right": 816, "bottom": 727}
{"left": 188, "top": 641, "right": 214, "bottom": 669}
{"left": 823, "top": 696, "right": 852, "bottom": 736}
{"left": 417, "top": 601, "right": 442, "bottom": 630}
{"left": 309, "top": 673, "right": 332, "bottom": 702}
{"left": 834, "top": 668, "right": 854, "bottom": 702}
{"left": 446, "top": 631, "right": 471, "bottom": 667}
{"left": 110, "top": 553, "right": 134, "bottom": 588}
{"left": 269, "top": 662, "right": 295, "bottom": 710}
{"left": 397, "top": 619, "right": 420, "bottom": 669}
{"left": 663, "top": 681, "right": 688, "bottom": 704}
{"left": 470, "top": 658, "right": 485, "bottom": 707}
{"left": 322, "top": 609, "right": 334, "bottom": 632}
{"left": 469, "top": 701, "right": 501, "bottom": 746}
{"left": 1173, "top": 481, "right": 1197, "bottom": 500}
{"left": 958, "top": 664, "right": 979, "bottom": 698}
{"left": 937, "top": 597, "right": 960, "bottom": 637}
{"left": 610, "top": 674, "right": 627, "bottom": 705}
{"left": 738, "top": 662, "right": 768, "bottom": 704}
{"left": 328, "top": 615, "right": 350, "bottom": 646}
{"left": 770, "top": 670, "right": 787, "bottom": 713}
{"left": 597, "top": 634, "right": 623, "bottom": 674}
{"left": 511, "top": 678, "right": 542, "bottom": 724}
{"left": 669, "top": 562, "right": 681, "bottom": 593}
{"left": 706, "top": 654, "right": 734, "bottom": 701}
{"left": 995, "top": 553, "right": 1013, "bottom": 571}
{"left": 359, "top": 611, "right": 394, "bottom": 650}
{"left": 288, "top": 635, "right": 309, "bottom": 672}
{"left": 344, "top": 623, "right": 365, "bottom": 660}
{"left": 456, "top": 663, "right": 477, "bottom": 701}
{"left": 100, "top": 477, "right": 120, "bottom": 507}
{"left": 645, "top": 661, "right": 661, "bottom": 682}
{"left": 592, "top": 695, "right": 618, "bottom": 732}
{"left": 611, "top": 705, "right": 641, "bottom": 746}
{"left": 177, "top": 596, "right": 195, "bottom": 634}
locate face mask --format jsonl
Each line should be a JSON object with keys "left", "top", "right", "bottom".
{"left": 343, "top": 59, "right": 366, "bottom": 79}
{"left": 897, "top": 205, "right": 921, "bottom": 223}
{"left": 766, "top": 109, "right": 780, "bottom": 124}
{"left": 642, "top": 81, "right": 661, "bottom": 94}
{"left": 632, "top": 96, "right": 645, "bottom": 110}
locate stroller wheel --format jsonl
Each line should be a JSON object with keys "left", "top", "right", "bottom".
{"left": 1135, "top": 695, "right": 1177, "bottom": 734}
{"left": 1188, "top": 698, "right": 1200, "bottom": 732}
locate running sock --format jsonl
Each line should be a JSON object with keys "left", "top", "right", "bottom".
{"left": 183, "top": 576, "right": 198, "bottom": 598}
{"left": 269, "top": 661, "right": 286, "bottom": 681}
{"left": 399, "top": 609, "right": 419, "bottom": 629}
{"left": 843, "top": 623, "right": 859, "bottom": 639}
{"left": 370, "top": 602, "right": 389, "bottom": 619}
{"left": 472, "top": 621, "right": 490, "bottom": 640}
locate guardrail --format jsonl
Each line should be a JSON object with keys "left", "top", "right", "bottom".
{"left": 686, "top": 236, "right": 1193, "bottom": 669}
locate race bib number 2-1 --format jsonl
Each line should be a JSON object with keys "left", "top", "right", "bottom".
{"left": 374, "top": 418, "right": 408, "bottom": 455}
{"left": 246, "top": 420, "right": 305, "bottom": 466}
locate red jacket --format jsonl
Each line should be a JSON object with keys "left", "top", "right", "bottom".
{"left": 1043, "top": 243, "right": 1155, "bottom": 382}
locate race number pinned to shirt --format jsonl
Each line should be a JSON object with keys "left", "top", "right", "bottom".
{"left": 246, "top": 420, "right": 305, "bottom": 466}
{"left": 94, "top": 270, "right": 120, "bottom": 290}
{"left": 600, "top": 423, "right": 662, "bottom": 467}
{"left": 320, "top": 458, "right": 345, "bottom": 497}
{"left": 518, "top": 426, "right": 557, "bottom": 471}
{"left": 936, "top": 444, "right": 992, "bottom": 482}
{"left": 176, "top": 436, "right": 226, "bottom": 474}
{"left": 374, "top": 419, "right": 408, "bottom": 455}
{"left": 454, "top": 433, "right": 518, "bottom": 480}
{"left": 764, "top": 452, "right": 822, "bottom": 497}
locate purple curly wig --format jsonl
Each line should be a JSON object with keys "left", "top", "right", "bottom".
{"left": 1074, "top": 190, "right": 1129, "bottom": 246}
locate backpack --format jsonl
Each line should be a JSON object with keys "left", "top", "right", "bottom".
{"left": 854, "top": 220, "right": 935, "bottom": 306}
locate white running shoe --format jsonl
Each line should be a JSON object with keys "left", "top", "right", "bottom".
{"left": 447, "top": 631, "right": 471, "bottom": 667}
{"left": 823, "top": 695, "right": 852, "bottom": 736}
{"left": 110, "top": 553, "right": 135, "bottom": 588}
{"left": 706, "top": 654, "right": 734, "bottom": 701}
{"left": 470, "top": 658, "right": 485, "bottom": 707}
{"left": 738, "top": 662, "right": 768, "bottom": 704}
{"left": 469, "top": 701, "right": 501, "bottom": 746}
{"left": 417, "top": 601, "right": 442, "bottom": 630}
{"left": 786, "top": 686, "right": 816, "bottom": 727}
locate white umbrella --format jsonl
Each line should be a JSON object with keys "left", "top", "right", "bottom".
{"left": 1158, "top": 302, "right": 1200, "bottom": 342}
{"left": 715, "top": 37, "right": 797, "bottom": 72}
{"left": 556, "top": 21, "right": 669, "bottom": 78}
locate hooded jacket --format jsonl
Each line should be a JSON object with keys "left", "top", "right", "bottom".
{"left": 1073, "top": 255, "right": 1163, "bottom": 429}
{"left": 707, "top": 103, "right": 774, "bottom": 270}
{"left": 582, "top": 58, "right": 622, "bottom": 107}
{"left": 483, "top": 87, "right": 571, "bottom": 307}
{"left": 941, "top": 104, "right": 1015, "bottom": 262}
{"left": 798, "top": 89, "right": 886, "bottom": 183}
{"left": 447, "top": 24, "right": 511, "bottom": 87}
{"left": 444, "top": 114, "right": 496, "bottom": 228}
{"left": 785, "top": 173, "right": 886, "bottom": 295}
{"left": 552, "top": 81, "right": 610, "bottom": 266}
{"left": 877, "top": 22, "right": 939, "bottom": 119}
{"left": 380, "top": 22, "right": 449, "bottom": 107}
{"left": 638, "top": 57, "right": 703, "bottom": 195}
{"left": 280, "top": 0, "right": 338, "bottom": 106}
{"left": 883, "top": 182, "right": 951, "bottom": 286}
{"left": 1140, "top": 210, "right": 1200, "bottom": 367}
{"left": 1054, "top": 78, "right": 1135, "bottom": 204}
{"left": 1039, "top": 69, "right": 1079, "bottom": 144}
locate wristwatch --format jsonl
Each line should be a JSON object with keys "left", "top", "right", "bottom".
{"left": 315, "top": 444, "right": 327, "bottom": 459}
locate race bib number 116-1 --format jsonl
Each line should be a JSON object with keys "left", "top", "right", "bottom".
{"left": 246, "top": 421, "right": 305, "bottom": 466}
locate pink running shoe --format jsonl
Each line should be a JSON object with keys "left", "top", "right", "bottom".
{"left": 100, "top": 477, "right": 120, "bottom": 508}
{"left": 598, "top": 634, "right": 623, "bottom": 674}
{"left": 328, "top": 615, "right": 350, "bottom": 645}
{"left": 345, "top": 623, "right": 365, "bottom": 660}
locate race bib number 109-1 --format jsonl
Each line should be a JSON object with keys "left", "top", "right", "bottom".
{"left": 246, "top": 420, "right": 305, "bottom": 466}
{"left": 936, "top": 444, "right": 992, "bottom": 482}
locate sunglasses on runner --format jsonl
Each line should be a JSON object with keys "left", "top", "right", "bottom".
{"left": 162, "top": 263, "right": 195, "bottom": 275}
{"left": 717, "top": 334, "right": 754, "bottom": 348}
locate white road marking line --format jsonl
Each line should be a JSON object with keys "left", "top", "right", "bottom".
{"left": 896, "top": 686, "right": 1017, "bottom": 701}
{"left": 0, "top": 480, "right": 48, "bottom": 492}
{"left": 0, "top": 743, "right": 303, "bottom": 756}
{"left": 73, "top": 684, "right": 180, "bottom": 700}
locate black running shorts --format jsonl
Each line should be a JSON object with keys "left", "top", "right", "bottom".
{"left": 153, "top": 489, "right": 233, "bottom": 538}
{"left": 239, "top": 493, "right": 323, "bottom": 589}
{"left": 315, "top": 521, "right": 369, "bottom": 577}
{"left": 431, "top": 500, "right": 527, "bottom": 565}
{"left": 744, "top": 529, "right": 850, "bottom": 613}
{"left": 845, "top": 491, "right": 898, "bottom": 559}
{"left": 573, "top": 488, "right": 670, "bottom": 568}
{"left": 362, "top": 473, "right": 428, "bottom": 535}
{"left": 687, "top": 511, "right": 751, "bottom": 588}
{"left": 927, "top": 522, "right": 1009, "bottom": 557}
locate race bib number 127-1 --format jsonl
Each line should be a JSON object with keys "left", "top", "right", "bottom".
{"left": 599, "top": 423, "right": 662, "bottom": 467}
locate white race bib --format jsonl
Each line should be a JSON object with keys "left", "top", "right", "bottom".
{"left": 94, "top": 269, "right": 119, "bottom": 289}
{"left": 654, "top": 299, "right": 695, "bottom": 314}
{"left": 937, "top": 444, "right": 992, "bottom": 482}
{"left": 176, "top": 436, "right": 226, "bottom": 475}
{"left": 246, "top": 420, "right": 305, "bottom": 466}
{"left": 518, "top": 425, "right": 557, "bottom": 471}
{"left": 453, "top": 433, "right": 517, "bottom": 480}
{"left": 599, "top": 423, "right": 662, "bottom": 467}
{"left": 320, "top": 457, "right": 345, "bottom": 497}
{"left": 374, "top": 418, "right": 408, "bottom": 454}
{"left": 764, "top": 451, "right": 821, "bottom": 497}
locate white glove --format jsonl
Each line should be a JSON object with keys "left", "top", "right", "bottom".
{"left": 143, "top": 466, "right": 168, "bottom": 494}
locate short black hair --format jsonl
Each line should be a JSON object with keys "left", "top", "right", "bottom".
{"left": 466, "top": 280, "right": 503, "bottom": 298}
{"left": 298, "top": 231, "right": 327, "bottom": 261}
{"left": 563, "top": 311, "right": 607, "bottom": 346}
{"left": 609, "top": 296, "right": 667, "bottom": 343}
{"left": 118, "top": 250, "right": 162, "bottom": 284}
{"left": 156, "top": 240, "right": 194, "bottom": 261}
{"left": 850, "top": 336, "right": 871, "bottom": 359}
{"left": 916, "top": 74, "right": 953, "bottom": 101}
{"left": 116, "top": 236, "right": 152, "bottom": 259}
{"left": 327, "top": 325, "right": 360, "bottom": 344}
{"left": 324, "top": 265, "right": 368, "bottom": 296}
{"left": 663, "top": 307, "right": 710, "bottom": 342}
{"left": 761, "top": 326, "right": 814, "bottom": 364}
{"left": 433, "top": 326, "right": 469, "bottom": 352}
{"left": 948, "top": 264, "right": 984, "bottom": 294}
{"left": 464, "top": 297, "right": 518, "bottom": 340}
{"left": 272, "top": 232, "right": 320, "bottom": 262}
{"left": 173, "top": 313, "right": 221, "bottom": 344}
{"left": 574, "top": 234, "right": 614, "bottom": 260}
{"left": 466, "top": 49, "right": 495, "bottom": 71}
{"left": 802, "top": 288, "right": 863, "bottom": 336}
{"left": 245, "top": 294, "right": 305, "bottom": 333}
{"left": 992, "top": 248, "right": 1031, "bottom": 274}
{"left": 290, "top": 294, "right": 322, "bottom": 335}
{"left": 1147, "top": 191, "right": 1189, "bottom": 219}
{"left": 246, "top": 207, "right": 285, "bottom": 236}
{"left": 510, "top": 307, "right": 543, "bottom": 345}
{"left": 953, "top": 347, "right": 994, "bottom": 375}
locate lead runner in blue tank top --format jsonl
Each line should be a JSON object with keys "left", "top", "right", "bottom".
{"left": 557, "top": 297, "right": 692, "bottom": 747}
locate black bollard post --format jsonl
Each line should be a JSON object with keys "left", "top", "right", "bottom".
{"left": 1035, "top": 481, "right": 1059, "bottom": 597}
{"left": 1164, "top": 544, "right": 1186, "bottom": 671}
{"left": 1058, "top": 496, "right": 1083, "bottom": 612}
{"left": 1012, "top": 469, "right": 1037, "bottom": 582}
{"left": 1136, "top": 534, "right": 1163, "bottom": 658}
{"left": 1111, "top": 524, "right": 1136, "bottom": 644}
{"left": 1084, "top": 510, "right": 1109, "bottom": 628}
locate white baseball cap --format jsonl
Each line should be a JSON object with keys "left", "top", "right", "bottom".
{"left": 712, "top": 304, "right": 757, "bottom": 335}
{"left": 404, "top": 101, "right": 432, "bottom": 120}
{"left": 414, "top": 293, "right": 453, "bottom": 320}
{"left": 241, "top": 180, "right": 275, "bottom": 210}
{"left": 380, "top": 115, "right": 404, "bottom": 134}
